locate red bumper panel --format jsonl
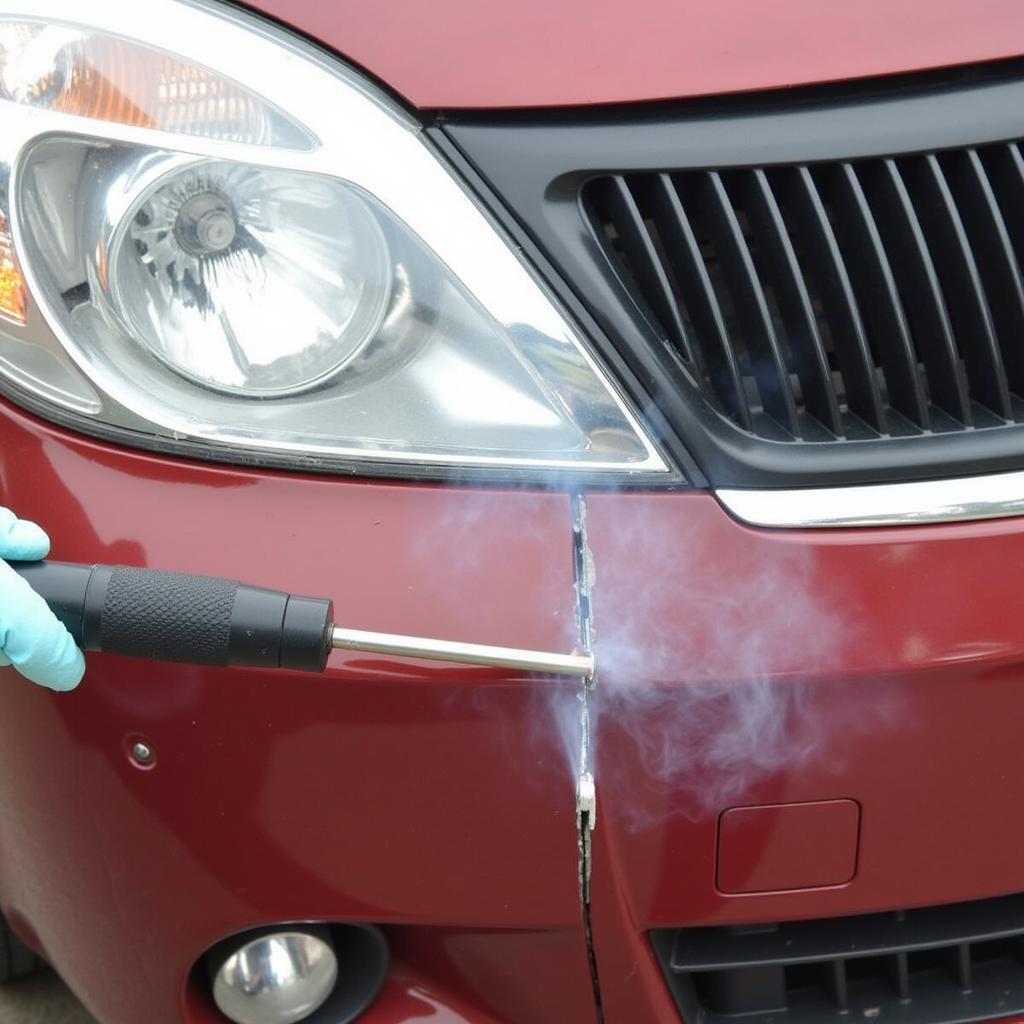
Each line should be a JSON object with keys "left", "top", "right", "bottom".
{"left": 0, "top": 400, "right": 595, "bottom": 1024}
{"left": 583, "top": 491, "right": 1024, "bottom": 1023}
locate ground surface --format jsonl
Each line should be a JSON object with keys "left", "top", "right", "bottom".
{"left": 0, "top": 971, "right": 97, "bottom": 1023}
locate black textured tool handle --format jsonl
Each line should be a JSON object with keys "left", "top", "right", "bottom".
{"left": 10, "top": 561, "right": 334, "bottom": 672}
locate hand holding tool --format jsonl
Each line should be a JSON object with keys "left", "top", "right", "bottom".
{"left": 0, "top": 513, "right": 84, "bottom": 691}
{"left": 12, "top": 561, "right": 593, "bottom": 679}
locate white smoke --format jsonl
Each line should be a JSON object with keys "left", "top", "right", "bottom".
{"left": 579, "top": 497, "right": 899, "bottom": 829}
{"left": 408, "top": 485, "right": 898, "bottom": 831}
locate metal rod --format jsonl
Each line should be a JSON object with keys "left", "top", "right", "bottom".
{"left": 331, "top": 626, "right": 594, "bottom": 678}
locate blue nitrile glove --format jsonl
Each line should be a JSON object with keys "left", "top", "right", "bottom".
{"left": 0, "top": 508, "right": 85, "bottom": 691}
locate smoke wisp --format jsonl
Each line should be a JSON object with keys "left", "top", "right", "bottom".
{"left": 577, "top": 497, "right": 899, "bottom": 828}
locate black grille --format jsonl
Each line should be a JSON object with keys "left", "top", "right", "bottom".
{"left": 584, "top": 148, "right": 1024, "bottom": 444}
{"left": 652, "top": 891, "right": 1024, "bottom": 1023}
{"left": 442, "top": 63, "right": 1024, "bottom": 486}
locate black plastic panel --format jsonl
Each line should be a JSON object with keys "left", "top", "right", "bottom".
{"left": 441, "top": 61, "right": 1024, "bottom": 487}
{"left": 652, "top": 892, "right": 1024, "bottom": 1023}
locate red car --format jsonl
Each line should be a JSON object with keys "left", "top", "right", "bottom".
{"left": 3, "top": 0, "right": 1024, "bottom": 1022}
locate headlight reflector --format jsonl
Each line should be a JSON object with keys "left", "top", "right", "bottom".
{"left": 0, "top": 0, "right": 669, "bottom": 478}
{"left": 96, "top": 156, "right": 391, "bottom": 396}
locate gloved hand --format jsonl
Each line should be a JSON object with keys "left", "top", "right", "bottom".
{"left": 0, "top": 508, "right": 85, "bottom": 691}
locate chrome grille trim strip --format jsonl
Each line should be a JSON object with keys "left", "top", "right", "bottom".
{"left": 717, "top": 470, "right": 1024, "bottom": 528}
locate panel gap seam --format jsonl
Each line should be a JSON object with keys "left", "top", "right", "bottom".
{"left": 572, "top": 492, "right": 604, "bottom": 1024}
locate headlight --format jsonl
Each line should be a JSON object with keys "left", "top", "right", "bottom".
{"left": 0, "top": 0, "right": 668, "bottom": 478}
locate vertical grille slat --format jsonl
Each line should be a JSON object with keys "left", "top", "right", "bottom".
{"left": 893, "top": 949, "right": 912, "bottom": 1001}
{"left": 772, "top": 165, "right": 887, "bottom": 434}
{"left": 829, "top": 960, "right": 849, "bottom": 1012}
{"left": 819, "top": 162, "right": 929, "bottom": 429}
{"left": 859, "top": 159, "right": 973, "bottom": 426}
{"left": 687, "top": 171, "right": 800, "bottom": 436}
{"left": 944, "top": 148, "right": 1024, "bottom": 398}
{"left": 654, "top": 890, "right": 1024, "bottom": 1024}
{"left": 645, "top": 174, "right": 752, "bottom": 430}
{"left": 594, "top": 176, "right": 692, "bottom": 357}
{"left": 737, "top": 169, "right": 843, "bottom": 435}
{"left": 981, "top": 143, "right": 1024, "bottom": 274}
{"left": 902, "top": 153, "right": 1013, "bottom": 420}
{"left": 954, "top": 943, "right": 973, "bottom": 992}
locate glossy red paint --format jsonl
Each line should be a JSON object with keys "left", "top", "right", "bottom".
{"left": 240, "top": 0, "right": 1024, "bottom": 109}
{"left": 6, "top": 400, "right": 1024, "bottom": 1023}
{"left": 716, "top": 799, "right": 861, "bottom": 894}
{"left": 583, "top": 492, "right": 1024, "bottom": 1021}
{"left": 0, "top": 399, "right": 595, "bottom": 1024}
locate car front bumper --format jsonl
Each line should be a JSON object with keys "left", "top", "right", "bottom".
{"left": 5, "top": 395, "right": 1024, "bottom": 1023}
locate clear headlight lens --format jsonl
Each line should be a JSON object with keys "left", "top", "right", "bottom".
{"left": 0, "top": 0, "right": 668, "bottom": 477}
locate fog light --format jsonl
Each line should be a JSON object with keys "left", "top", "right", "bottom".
{"left": 212, "top": 928, "right": 338, "bottom": 1024}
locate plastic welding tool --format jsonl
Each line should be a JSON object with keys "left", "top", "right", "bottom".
{"left": 11, "top": 560, "right": 594, "bottom": 678}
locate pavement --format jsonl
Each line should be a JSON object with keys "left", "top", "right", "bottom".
{"left": 0, "top": 971, "right": 97, "bottom": 1023}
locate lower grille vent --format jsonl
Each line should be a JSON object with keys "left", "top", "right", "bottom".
{"left": 652, "top": 892, "right": 1024, "bottom": 1023}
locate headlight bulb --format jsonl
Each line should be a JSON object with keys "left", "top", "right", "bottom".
{"left": 88, "top": 155, "right": 393, "bottom": 397}
{"left": 170, "top": 190, "right": 238, "bottom": 256}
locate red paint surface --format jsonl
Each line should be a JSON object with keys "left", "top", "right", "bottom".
{"left": 0, "top": 400, "right": 593, "bottom": 1024}
{"left": 242, "top": 0, "right": 1024, "bottom": 109}
{"left": 716, "top": 800, "right": 860, "bottom": 894}
{"left": 6, "top": 407, "right": 1024, "bottom": 1021}
{"left": 584, "top": 491, "right": 1024, "bottom": 1021}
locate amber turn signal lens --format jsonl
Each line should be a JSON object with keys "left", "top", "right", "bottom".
{"left": 49, "top": 38, "right": 264, "bottom": 136}
{"left": 0, "top": 24, "right": 298, "bottom": 146}
{"left": 0, "top": 212, "right": 26, "bottom": 326}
